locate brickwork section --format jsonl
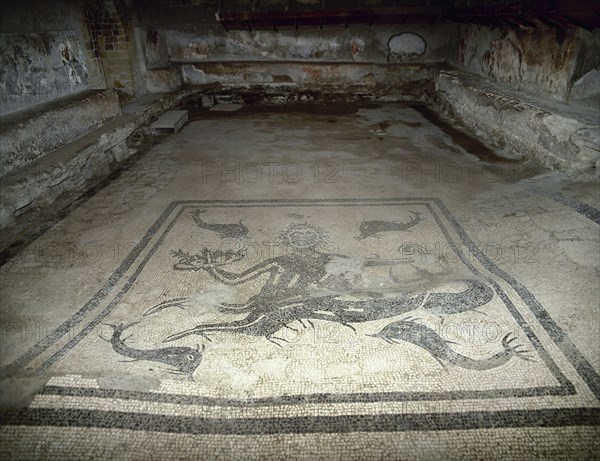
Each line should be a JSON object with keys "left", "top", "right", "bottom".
{"left": 80, "top": 14, "right": 106, "bottom": 90}
{"left": 84, "top": 0, "right": 137, "bottom": 94}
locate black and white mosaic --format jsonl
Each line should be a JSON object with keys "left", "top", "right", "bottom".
{"left": 1, "top": 198, "right": 599, "bottom": 434}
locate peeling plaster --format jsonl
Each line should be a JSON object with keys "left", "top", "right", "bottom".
{"left": 0, "top": 32, "right": 89, "bottom": 116}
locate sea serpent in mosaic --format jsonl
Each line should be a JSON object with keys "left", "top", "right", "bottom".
{"left": 163, "top": 243, "right": 495, "bottom": 346}
{"left": 162, "top": 280, "right": 493, "bottom": 345}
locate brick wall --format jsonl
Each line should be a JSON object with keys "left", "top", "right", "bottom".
{"left": 80, "top": 10, "right": 107, "bottom": 90}
{"left": 84, "top": 0, "right": 138, "bottom": 95}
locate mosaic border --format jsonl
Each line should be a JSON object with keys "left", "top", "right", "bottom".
{"left": 2, "top": 198, "right": 599, "bottom": 433}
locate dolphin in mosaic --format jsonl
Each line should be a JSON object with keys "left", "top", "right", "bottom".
{"left": 355, "top": 211, "right": 423, "bottom": 240}
{"left": 370, "top": 318, "right": 536, "bottom": 370}
{"left": 106, "top": 322, "right": 205, "bottom": 380}
{"left": 191, "top": 209, "right": 249, "bottom": 239}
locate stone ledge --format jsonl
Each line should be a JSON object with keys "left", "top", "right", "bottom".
{"left": 0, "top": 90, "right": 122, "bottom": 177}
{"left": 0, "top": 88, "right": 195, "bottom": 234}
{"left": 180, "top": 62, "right": 438, "bottom": 97}
{"left": 435, "top": 68, "right": 600, "bottom": 176}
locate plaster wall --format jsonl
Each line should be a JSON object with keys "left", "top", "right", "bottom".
{"left": 0, "top": 0, "right": 105, "bottom": 117}
{"left": 454, "top": 24, "right": 600, "bottom": 108}
{"left": 134, "top": 0, "right": 459, "bottom": 89}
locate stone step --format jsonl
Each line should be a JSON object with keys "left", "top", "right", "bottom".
{"left": 150, "top": 110, "right": 189, "bottom": 133}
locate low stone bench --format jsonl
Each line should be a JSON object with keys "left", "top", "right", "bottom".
{"left": 435, "top": 68, "right": 600, "bottom": 176}
{"left": 0, "top": 90, "right": 121, "bottom": 177}
{"left": 0, "top": 89, "right": 194, "bottom": 233}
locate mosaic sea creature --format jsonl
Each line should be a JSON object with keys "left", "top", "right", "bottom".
{"left": 356, "top": 211, "right": 423, "bottom": 240}
{"left": 421, "top": 279, "right": 494, "bottom": 315}
{"left": 191, "top": 209, "right": 248, "bottom": 239}
{"left": 370, "top": 318, "right": 535, "bottom": 370}
{"left": 106, "top": 322, "right": 205, "bottom": 379}
{"left": 163, "top": 294, "right": 423, "bottom": 345}
{"left": 166, "top": 220, "right": 494, "bottom": 350}
{"left": 163, "top": 279, "right": 493, "bottom": 346}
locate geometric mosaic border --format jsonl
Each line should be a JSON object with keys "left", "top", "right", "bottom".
{"left": 1, "top": 198, "right": 599, "bottom": 432}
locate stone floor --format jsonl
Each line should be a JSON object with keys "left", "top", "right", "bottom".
{"left": 0, "top": 102, "right": 598, "bottom": 460}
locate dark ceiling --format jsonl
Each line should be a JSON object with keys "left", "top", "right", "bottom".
{"left": 216, "top": 0, "right": 600, "bottom": 31}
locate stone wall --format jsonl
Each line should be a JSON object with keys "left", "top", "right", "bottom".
{"left": 0, "top": 0, "right": 149, "bottom": 116}
{"left": 435, "top": 68, "right": 600, "bottom": 175}
{"left": 146, "top": 25, "right": 457, "bottom": 65}
{"left": 84, "top": 0, "right": 142, "bottom": 95}
{"left": 134, "top": 0, "right": 459, "bottom": 90}
{"left": 0, "top": 90, "right": 121, "bottom": 176}
{"left": 0, "top": 0, "right": 105, "bottom": 116}
{"left": 454, "top": 24, "right": 600, "bottom": 108}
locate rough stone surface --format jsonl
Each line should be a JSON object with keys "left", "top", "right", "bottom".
{"left": 0, "top": 90, "right": 121, "bottom": 176}
{"left": 0, "top": 88, "right": 195, "bottom": 231}
{"left": 435, "top": 68, "right": 600, "bottom": 175}
{"left": 569, "top": 68, "right": 600, "bottom": 108}
{"left": 180, "top": 62, "right": 437, "bottom": 101}
{"left": 0, "top": 31, "right": 91, "bottom": 116}
{"left": 146, "top": 67, "right": 183, "bottom": 93}
{"left": 456, "top": 25, "right": 600, "bottom": 108}
{"left": 145, "top": 24, "right": 457, "bottom": 65}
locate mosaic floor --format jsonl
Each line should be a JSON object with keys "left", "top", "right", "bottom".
{"left": 1, "top": 104, "right": 598, "bottom": 459}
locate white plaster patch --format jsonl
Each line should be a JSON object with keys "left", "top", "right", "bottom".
{"left": 388, "top": 33, "right": 426, "bottom": 59}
